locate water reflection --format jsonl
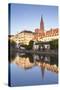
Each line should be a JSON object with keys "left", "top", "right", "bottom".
{"left": 9, "top": 52, "right": 58, "bottom": 86}
{"left": 10, "top": 52, "right": 58, "bottom": 74}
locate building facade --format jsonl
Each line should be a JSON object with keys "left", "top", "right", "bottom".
{"left": 34, "top": 16, "right": 59, "bottom": 42}
{"left": 10, "top": 30, "right": 34, "bottom": 45}
{"left": 9, "top": 16, "right": 59, "bottom": 46}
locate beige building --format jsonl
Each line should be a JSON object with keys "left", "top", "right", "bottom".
{"left": 9, "top": 16, "right": 59, "bottom": 45}
{"left": 10, "top": 30, "right": 34, "bottom": 45}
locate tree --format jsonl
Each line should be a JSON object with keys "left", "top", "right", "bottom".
{"left": 10, "top": 40, "right": 16, "bottom": 48}
{"left": 8, "top": 39, "right": 17, "bottom": 52}
{"left": 28, "top": 40, "right": 34, "bottom": 50}
{"left": 49, "top": 39, "right": 58, "bottom": 49}
{"left": 19, "top": 40, "right": 34, "bottom": 50}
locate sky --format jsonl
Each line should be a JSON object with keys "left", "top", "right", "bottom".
{"left": 9, "top": 3, "right": 58, "bottom": 35}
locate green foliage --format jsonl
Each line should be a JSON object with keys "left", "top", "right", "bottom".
{"left": 8, "top": 39, "right": 16, "bottom": 48}
{"left": 28, "top": 40, "right": 34, "bottom": 50}
{"left": 49, "top": 39, "right": 58, "bottom": 49}
{"left": 20, "top": 40, "right": 34, "bottom": 50}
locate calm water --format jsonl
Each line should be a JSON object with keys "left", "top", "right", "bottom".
{"left": 9, "top": 52, "right": 58, "bottom": 86}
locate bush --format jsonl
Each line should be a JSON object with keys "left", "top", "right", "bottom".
{"left": 20, "top": 40, "right": 34, "bottom": 50}
{"left": 8, "top": 39, "right": 16, "bottom": 50}
{"left": 49, "top": 39, "right": 58, "bottom": 49}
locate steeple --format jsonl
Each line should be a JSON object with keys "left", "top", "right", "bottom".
{"left": 40, "top": 16, "right": 44, "bottom": 31}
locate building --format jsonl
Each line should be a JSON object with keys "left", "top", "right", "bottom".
{"left": 34, "top": 16, "right": 59, "bottom": 42}
{"left": 10, "top": 30, "right": 34, "bottom": 45}
{"left": 40, "top": 16, "right": 44, "bottom": 31}
{"left": 9, "top": 16, "right": 59, "bottom": 47}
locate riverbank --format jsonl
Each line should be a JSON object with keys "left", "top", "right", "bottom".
{"left": 17, "top": 49, "right": 58, "bottom": 56}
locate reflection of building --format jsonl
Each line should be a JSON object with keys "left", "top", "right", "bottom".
{"left": 12, "top": 54, "right": 35, "bottom": 69}
{"left": 40, "top": 64, "right": 45, "bottom": 80}
{"left": 36, "top": 61, "right": 58, "bottom": 76}
{"left": 11, "top": 54, "right": 58, "bottom": 73}
{"left": 10, "top": 31, "right": 34, "bottom": 45}
{"left": 11, "top": 53, "right": 58, "bottom": 81}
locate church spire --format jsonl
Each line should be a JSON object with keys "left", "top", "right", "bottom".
{"left": 40, "top": 16, "right": 44, "bottom": 31}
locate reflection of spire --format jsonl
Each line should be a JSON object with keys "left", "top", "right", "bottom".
{"left": 40, "top": 62, "right": 45, "bottom": 80}
{"left": 41, "top": 66, "right": 45, "bottom": 80}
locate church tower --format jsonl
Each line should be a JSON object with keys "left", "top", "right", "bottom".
{"left": 40, "top": 16, "right": 44, "bottom": 31}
